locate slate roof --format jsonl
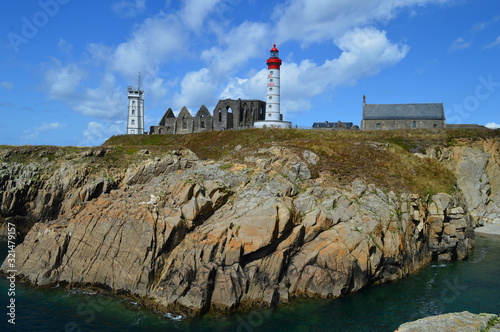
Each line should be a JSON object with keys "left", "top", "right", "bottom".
{"left": 312, "top": 121, "right": 353, "bottom": 128}
{"left": 362, "top": 103, "right": 444, "bottom": 120}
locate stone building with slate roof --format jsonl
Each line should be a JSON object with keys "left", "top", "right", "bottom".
{"left": 361, "top": 96, "right": 445, "bottom": 130}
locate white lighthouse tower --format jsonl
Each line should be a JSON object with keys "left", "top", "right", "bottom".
{"left": 254, "top": 44, "right": 292, "bottom": 129}
{"left": 126, "top": 74, "right": 145, "bottom": 134}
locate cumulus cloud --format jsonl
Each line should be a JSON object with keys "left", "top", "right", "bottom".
{"left": 219, "top": 27, "right": 408, "bottom": 116}
{"left": 44, "top": 60, "right": 86, "bottom": 100}
{"left": 111, "top": 0, "right": 147, "bottom": 18}
{"left": 485, "top": 122, "right": 500, "bottom": 129}
{"left": 82, "top": 121, "right": 125, "bottom": 146}
{"left": 275, "top": 0, "right": 452, "bottom": 44}
{"left": 21, "top": 122, "right": 67, "bottom": 141}
{"left": 180, "top": 0, "right": 222, "bottom": 30}
{"left": 42, "top": 0, "right": 449, "bottom": 127}
{"left": 173, "top": 68, "right": 218, "bottom": 110}
{"left": 0, "top": 81, "right": 13, "bottom": 90}
{"left": 108, "top": 14, "right": 187, "bottom": 78}
{"left": 44, "top": 62, "right": 124, "bottom": 119}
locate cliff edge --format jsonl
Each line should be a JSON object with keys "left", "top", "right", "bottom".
{"left": 1, "top": 129, "right": 498, "bottom": 316}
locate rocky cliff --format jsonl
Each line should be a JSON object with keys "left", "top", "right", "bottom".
{"left": 1, "top": 130, "right": 498, "bottom": 316}
{"left": 396, "top": 311, "right": 500, "bottom": 332}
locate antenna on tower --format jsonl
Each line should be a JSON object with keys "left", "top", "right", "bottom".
{"left": 137, "top": 72, "right": 142, "bottom": 91}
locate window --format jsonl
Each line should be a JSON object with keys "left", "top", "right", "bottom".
{"left": 269, "top": 78, "right": 273, "bottom": 82}
{"left": 412, "top": 121, "right": 417, "bottom": 129}
{"left": 270, "top": 70, "right": 273, "bottom": 75}
{"left": 269, "top": 96, "right": 272, "bottom": 100}
{"left": 269, "top": 87, "right": 273, "bottom": 91}
{"left": 182, "top": 116, "right": 187, "bottom": 129}
{"left": 131, "top": 119, "right": 135, "bottom": 125}
{"left": 268, "top": 104, "right": 272, "bottom": 108}
{"left": 218, "top": 109, "right": 222, "bottom": 122}
{"left": 433, "top": 123, "right": 437, "bottom": 128}
{"left": 132, "top": 109, "right": 135, "bottom": 115}
{"left": 200, "top": 114, "right": 205, "bottom": 128}
{"left": 376, "top": 122, "right": 381, "bottom": 129}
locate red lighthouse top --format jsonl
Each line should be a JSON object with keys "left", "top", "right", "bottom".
{"left": 267, "top": 44, "right": 282, "bottom": 70}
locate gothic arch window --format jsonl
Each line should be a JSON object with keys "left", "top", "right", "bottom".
{"left": 412, "top": 121, "right": 417, "bottom": 129}
{"left": 182, "top": 115, "right": 187, "bottom": 129}
{"left": 218, "top": 109, "right": 222, "bottom": 122}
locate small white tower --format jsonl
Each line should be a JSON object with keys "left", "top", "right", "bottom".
{"left": 126, "top": 73, "right": 145, "bottom": 135}
{"left": 254, "top": 44, "right": 292, "bottom": 129}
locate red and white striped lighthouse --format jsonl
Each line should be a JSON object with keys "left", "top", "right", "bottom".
{"left": 254, "top": 44, "right": 292, "bottom": 129}
{"left": 265, "top": 44, "right": 282, "bottom": 122}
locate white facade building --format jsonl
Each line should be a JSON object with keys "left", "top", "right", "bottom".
{"left": 126, "top": 86, "right": 144, "bottom": 135}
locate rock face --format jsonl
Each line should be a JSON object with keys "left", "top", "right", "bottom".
{"left": 396, "top": 311, "right": 500, "bottom": 332}
{"left": 431, "top": 139, "right": 500, "bottom": 225}
{"left": 0, "top": 139, "right": 497, "bottom": 317}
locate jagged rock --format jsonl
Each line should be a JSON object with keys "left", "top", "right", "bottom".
{"left": 0, "top": 139, "right": 497, "bottom": 317}
{"left": 396, "top": 311, "right": 499, "bottom": 332}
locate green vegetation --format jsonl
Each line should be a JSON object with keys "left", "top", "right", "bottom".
{"left": 480, "top": 315, "right": 500, "bottom": 332}
{"left": 2, "top": 128, "right": 498, "bottom": 197}
{"left": 102, "top": 128, "right": 499, "bottom": 195}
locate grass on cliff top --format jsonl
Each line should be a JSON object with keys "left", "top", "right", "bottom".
{"left": 102, "top": 128, "right": 499, "bottom": 195}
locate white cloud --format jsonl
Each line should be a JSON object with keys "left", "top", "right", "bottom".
{"left": 0, "top": 81, "right": 13, "bottom": 90}
{"left": 449, "top": 37, "right": 471, "bottom": 52}
{"left": 21, "top": 122, "right": 67, "bottom": 141}
{"left": 275, "top": 0, "right": 452, "bottom": 44}
{"left": 219, "top": 27, "right": 408, "bottom": 116}
{"left": 109, "top": 14, "right": 187, "bottom": 78}
{"left": 173, "top": 68, "right": 218, "bottom": 110}
{"left": 44, "top": 60, "right": 86, "bottom": 100}
{"left": 180, "top": 0, "right": 222, "bottom": 30}
{"left": 485, "top": 122, "right": 500, "bottom": 129}
{"left": 82, "top": 121, "right": 125, "bottom": 146}
{"left": 472, "top": 16, "right": 500, "bottom": 33}
{"left": 483, "top": 36, "right": 500, "bottom": 50}
{"left": 111, "top": 0, "right": 147, "bottom": 18}
{"left": 44, "top": 62, "right": 124, "bottom": 119}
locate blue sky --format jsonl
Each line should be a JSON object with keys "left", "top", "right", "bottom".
{"left": 1, "top": 0, "right": 499, "bottom": 146}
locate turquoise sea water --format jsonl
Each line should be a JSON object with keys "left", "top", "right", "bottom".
{"left": 1, "top": 238, "right": 499, "bottom": 331}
